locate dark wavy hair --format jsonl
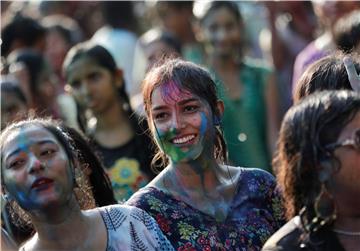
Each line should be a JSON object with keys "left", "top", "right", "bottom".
{"left": 274, "top": 90, "right": 360, "bottom": 222}
{"left": 0, "top": 117, "right": 116, "bottom": 242}
{"left": 142, "top": 58, "right": 228, "bottom": 167}
{"left": 294, "top": 52, "right": 360, "bottom": 102}
{"left": 0, "top": 117, "right": 116, "bottom": 206}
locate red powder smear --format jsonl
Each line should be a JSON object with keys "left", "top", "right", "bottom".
{"left": 160, "top": 80, "right": 192, "bottom": 104}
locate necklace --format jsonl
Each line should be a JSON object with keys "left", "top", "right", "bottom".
{"left": 332, "top": 228, "right": 360, "bottom": 236}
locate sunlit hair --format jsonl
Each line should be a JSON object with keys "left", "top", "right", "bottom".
{"left": 142, "top": 58, "right": 227, "bottom": 167}
{"left": 0, "top": 117, "right": 116, "bottom": 230}
{"left": 294, "top": 51, "right": 360, "bottom": 102}
{"left": 274, "top": 90, "right": 360, "bottom": 222}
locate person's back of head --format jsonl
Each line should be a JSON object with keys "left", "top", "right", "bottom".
{"left": 101, "top": 1, "right": 137, "bottom": 31}
{"left": 333, "top": 10, "right": 360, "bottom": 53}
{"left": 1, "top": 15, "right": 46, "bottom": 57}
{"left": 294, "top": 51, "right": 359, "bottom": 102}
{"left": 6, "top": 49, "right": 46, "bottom": 92}
{"left": 0, "top": 76, "right": 28, "bottom": 130}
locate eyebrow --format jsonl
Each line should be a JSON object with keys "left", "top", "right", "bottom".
{"left": 152, "top": 97, "right": 199, "bottom": 111}
{"left": 5, "top": 139, "right": 57, "bottom": 162}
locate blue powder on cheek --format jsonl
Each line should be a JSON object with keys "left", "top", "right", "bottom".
{"left": 15, "top": 190, "right": 38, "bottom": 210}
{"left": 199, "top": 113, "right": 208, "bottom": 135}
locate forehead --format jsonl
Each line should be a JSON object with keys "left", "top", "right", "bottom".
{"left": 151, "top": 81, "right": 195, "bottom": 106}
{"left": 204, "top": 6, "right": 237, "bottom": 24}
{"left": 2, "top": 125, "right": 60, "bottom": 155}
{"left": 67, "top": 57, "right": 102, "bottom": 79}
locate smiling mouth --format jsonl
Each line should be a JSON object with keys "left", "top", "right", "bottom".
{"left": 171, "top": 134, "right": 196, "bottom": 145}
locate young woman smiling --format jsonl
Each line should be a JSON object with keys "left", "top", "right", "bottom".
{"left": 126, "top": 59, "right": 285, "bottom": 250}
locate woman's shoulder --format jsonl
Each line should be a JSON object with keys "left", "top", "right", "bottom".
{"left": 97, "top": 203, "right": 149, "bottom": 217}
{"left": 237, "top": 167, "right": 276, "bottom": 185}
{"left": 262, "top": 216, "right": 303, "bottom": 251}
{"left": 125, "top": 185, "right": 159, "bottom": 204}
{"left": 97, "top": 203, "right": 175, "bottom": 250}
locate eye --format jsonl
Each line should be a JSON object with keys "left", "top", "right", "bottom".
{"left": 184, "top": 105, "right": 199, "bottom": 113}
{"left": 40, "top": 149, "right": 56, "bottom": 157}
{"left": 70, "top": 80, "right": 81, "bottom": 89}
{"left": 88, "top": 72, "right": 101, "bottom": 82}
{"left": 154, "top": 112, "right": 169, "bottom": 121}
{"left": 8, "top": 159, "right": 25, "bottom": 169}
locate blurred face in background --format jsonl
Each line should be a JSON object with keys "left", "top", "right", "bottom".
{"left": 66, "top": 56, "right": 121, "bottom": 114}
{"left": 36, "top": 62, "right": 59, "bottom": 108}
{"left": 45, "top": 29, "right": 71, "bottom": 78}
{"left": 144, "top": 41, "right": 180, "bottom": 72}
{"left": 200, "top": 6, "right": 242, "bottom": 59}
{"left": 0, "top": 90, "right": 28, "bottom": 129}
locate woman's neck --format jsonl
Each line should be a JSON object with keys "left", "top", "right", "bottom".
{"left": 164, "top": 156, "right": 236, "bottom": 199}
{"left": 334, "top": 215, "right": 360, "bottom": 233}
{"left": 95, "top": 101, "right": 127, "bottom": 130}
{"left": 209, "top": 53, "right": 239, "bottom": 71}
{"left": 29, "top": 197, "right": 92, "bottom": 250}
{"left": 334, "top": 215, "right": 360, "bottom": 251}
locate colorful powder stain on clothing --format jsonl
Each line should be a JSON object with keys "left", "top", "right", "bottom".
{"left": 154, "top": 113, "right": 208, "bottom": 163}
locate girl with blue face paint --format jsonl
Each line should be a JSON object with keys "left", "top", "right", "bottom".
{"left": 126, "top": 58, "right": 286, "bottom": 250}
{"left": 0, "top": 118, "right": 174, "bottom": 251}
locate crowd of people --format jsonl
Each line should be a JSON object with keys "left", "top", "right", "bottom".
{"left": 1, "top": 1, "right": 360, "bottom": 251}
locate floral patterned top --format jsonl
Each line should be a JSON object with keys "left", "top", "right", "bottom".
{"left": 98, "top": 204, "right": 175, "bottom": 251}
{"left": 126, "top": 168, "right": 285, "bottom": 251}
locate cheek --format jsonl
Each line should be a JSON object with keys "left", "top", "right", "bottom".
{"left": 3, "top": 170, "right": 28, "bottom": 198}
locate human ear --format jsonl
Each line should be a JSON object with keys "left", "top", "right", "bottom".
{"left": 114, "top": 69, "right": 124, "bottom": 88}
{"left": 213, "top": 100, "right": 224, "bottom": 126}
{"left": 215, "top": 100, "right": 224, "bottom": 118}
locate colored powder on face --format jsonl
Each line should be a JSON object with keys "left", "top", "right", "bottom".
{"left": 154, "top": 112, "right": 209, "bottom": 163}
{"left": 160, "top": 80, "right": 192, "bottom": 105}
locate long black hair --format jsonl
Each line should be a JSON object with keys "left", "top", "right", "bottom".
{"left": 0, "top": 117, "right": 117, "bottom": 244}
{"left": 274, "top": 90, "right": 360, "bottom": 249}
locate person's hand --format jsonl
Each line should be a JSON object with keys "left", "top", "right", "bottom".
{"left": 343, "top": 56, "right": 360, "bottom": 92}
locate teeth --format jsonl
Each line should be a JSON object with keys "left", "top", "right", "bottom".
{"left": 172, "top": 135, "right": 195, "bottom": 144}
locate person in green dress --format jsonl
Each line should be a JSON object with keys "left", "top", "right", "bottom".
{"left": 193, "top": 1, "right": 280, "bottom": 171}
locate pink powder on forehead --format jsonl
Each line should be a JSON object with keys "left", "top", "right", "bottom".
{"left": 160, "top": 80, "right": 192, "bottom": 104}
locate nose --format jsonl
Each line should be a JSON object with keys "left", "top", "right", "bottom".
{"left": 28, "top": 154, "right": 45, "bottom": 174}
{"left": 78, "top": 81, "right": 90, "bottom": 97}
{"left": 215, "top": 27, "right": 227, "bottom": 42}
{"left": 170, "top": 111, "right": 185, "bottom": 132}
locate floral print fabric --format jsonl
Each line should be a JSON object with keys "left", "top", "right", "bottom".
{"left": 126, "top": 168, "right": 285, "bottom": 251}
{"left": 98, "top": 204, "right": 175, "bottom": 251}
{"left": 107, "top": 157, "right": 149, "bottom": 202}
